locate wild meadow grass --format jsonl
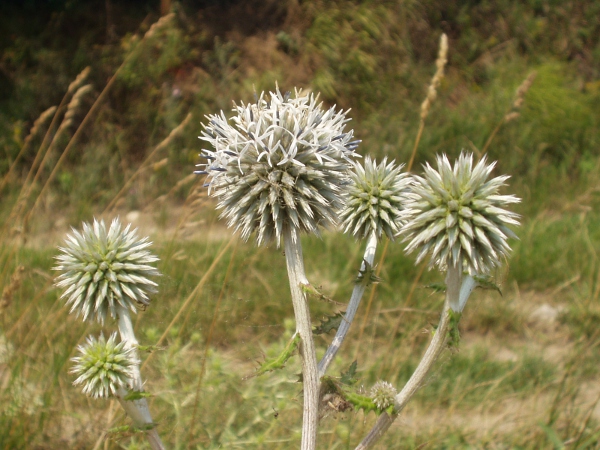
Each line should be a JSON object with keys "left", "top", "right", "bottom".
{"left": 2, "top": 2, "right": 600, "bottom": 448}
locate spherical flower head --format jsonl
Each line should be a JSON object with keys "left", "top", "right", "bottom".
{"left": 54, "top": 218, "right": 160, "bottom": 324}
{"left": 339, "top": 157, "right": 412, "bottom": 240}
{"left": 401, "top": 152, "right": 520, "bottom": 274}
{"left": 196, "top": 88, "right": 360, "bottom": 246}
{"left": 370, "top": 380, "right": 397, "bottom": 411}
{"left": 71, "top": 333, "right": 138, "bottom": 398}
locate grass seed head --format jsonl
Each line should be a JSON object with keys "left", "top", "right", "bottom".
{"left": 70, "top": 333, "right": 138, "bottom": 398}
{"left": 339, "top": 156, "right": 412, "bottom": 240}
{"left": 197, "top": 88, "right": 359, "bottom": 246}
{"left": 54, "top": 218, "right": 160, "bottom": 324}
{"left": 401, "top": 152, "right": 520, "bottom": 274}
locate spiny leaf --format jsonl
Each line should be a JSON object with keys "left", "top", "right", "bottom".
{"left": 301, "top": 283, "right": 340, "bottom": 304}
{"left": 340, "top": 360, "right": 358, "bottom": 386}
{"left": 355, "top": 260, "right": 381, "bottom": 287}
{"left": 343, "top": 391, "right": 393, "bottom": 415}
{"left": 314, "top": 312, "right": 345, "bottom": 335}
{"left": 247, "top": 333, "right": 301, "bottom": 379}
{"left": 123, "top": 390, "right": 153, "bottom": 401}
{"left": 447, "top": 309, "right": 462, "bottom": 349}
{"left": 473, "top": 274, "right": 502, "bottom": 296}
{"left": 425, "top": 282, "right": 446, "bottom": 293}
{"left": 136, "top": 344, "right": 166, "bottom": 353}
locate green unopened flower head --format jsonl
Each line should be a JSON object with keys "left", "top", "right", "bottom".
{"left": 370, "top": 380, "right": 397, "bottom": 410}
{"left": 54, "top": 218, "right": 160, "bottom": 324}
{"left": 339, "top": 157, "right": 411, "bottom": 240}
{"left": 401, "top": 152, "right": 520, "bottom": 274}
{"left": 196, "top": 88, "right": 360, "bottom": 246}
{"left": 71, "top": 333, "right": 138, "bottom": 398}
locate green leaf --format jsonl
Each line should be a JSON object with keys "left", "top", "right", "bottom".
{"left": 447, "top": 310, "right": 462, "bottom": 349}
{"left": 340, "top": 360, "right": 358, "bottom": 386}
{"left": 123, "top": 390, "right": 153, "bottom": 401}
{"left": 301, "top": 283, "right": 340, "bottom": 304}
{"left": 314, "top": 312, "right": 344, "bottom": 335}
{"left": 355, "top": 260, "right": 381, "bottom": 286}
{"left": 249, "top": 333, "right": 301, "bottom": 378}
{"left": 425, "top": 282, "right": 446, "bottom": 293}
{"left": 473, "top": 274, "right": 502, "bottom": 296}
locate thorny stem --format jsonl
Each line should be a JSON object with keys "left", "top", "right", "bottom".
{"left": 117, "top": 306, "right": 166, "bottom": 450}
{"left": 355, "top": 263, "right": 462, "bottom": 450}
{"left": 283, "top": 225, "right": 319, "bottom": 450}
{"left": 319, "top": 230, "right": 378, "bottom": 377}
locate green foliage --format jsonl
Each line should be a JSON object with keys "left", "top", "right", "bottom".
{"left": 313, "top": 312, "right": 344, "bottom": 335}
{"left": 252, "top": 333, "right": 300, "bottom": 378}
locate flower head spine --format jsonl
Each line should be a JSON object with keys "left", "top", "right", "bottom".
{"left": 54, "top": 218, "right": 160, "bottom": 324}
{"left": 70, "top": 333, "right": 138, "bottom": 399}
{"left": 370, "top": 380, "right": 397, "bottom": 411}
{"left": 339, "top": 157, "right": 412, "bottom": 240}
{"left": 400, "top": 152, "right": 520, "bottom": 274}
{"left": 196, "top": 88, "right": 360, "bottom": 246}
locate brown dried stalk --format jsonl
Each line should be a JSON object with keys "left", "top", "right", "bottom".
{"left": 407, "top": 33, "right": 448, "bottom": 172}
{"left": 481, "top": 71, "right": 536, "bottom": 156}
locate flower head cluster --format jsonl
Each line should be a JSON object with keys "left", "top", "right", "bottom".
{"left": 71, "top": 333, "right": 138, "bottom": 398}
{"left": 401, "top": 152, "right": 520, "bottom": 274}
{"left": 196, "top": 88, "right": 360, "bottom": 246}
{"left": 339, "top": 157, "right": 411, "bottom": 240}
{"left": 370, "top": 380, "right": 397, "bottom": 411}
{"left": 54, "top": 218, "right": 160, "bottom": 324}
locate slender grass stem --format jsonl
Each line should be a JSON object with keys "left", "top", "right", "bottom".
{"left": 319, "top": 230, "right": 377, "bottom": 377}
{"left": 355, "top": 263, "right": 461, "bottom": 450}
{"left": 283, "top": 225, "right": 319, "bottom": 450}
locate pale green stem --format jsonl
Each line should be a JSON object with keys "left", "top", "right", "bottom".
{"left": 318, "top": 230, "right": 378, "bottom": 377}
{"left": 283, "top": 225, "right": 319, "bottom": 450}
{"left": 116, "top": 306, "right": 166, "bottom": 450}
{"left": 355, "top": 263, "right": 462, "bottom": 450}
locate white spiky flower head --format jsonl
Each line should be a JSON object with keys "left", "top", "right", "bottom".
{"left": 401, "top": 152, "right": 520, "bottom": 274}
{"left": 196, "top": 88, "right": 360, "bottom": 246}
{"left": 370, "top": 380, "right": 397, "bottom": 410}
{"left": 54, "top": 218, "right": 160, "bottom": 324}
{"left": 339, "top": 157, "right": 412, "bottom": 240}
{"left": 71, "top": 333, "right": 138, "bottom": 398}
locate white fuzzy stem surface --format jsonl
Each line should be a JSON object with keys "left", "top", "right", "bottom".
{"left": 355, "top": 263, "right": 462, "bottom": 450}
{"left": 117, "top": 306, "right": 166, "bottom": 450}
{"left": 318, "top": 230, "right": 378, "bottom": 377}
{"left": 283, "top": 226, "right": 319, "bottom": 450}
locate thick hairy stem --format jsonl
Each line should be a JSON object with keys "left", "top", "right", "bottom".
{"left": 283, "top": 226, "right": 319, "bottom": 450}
{"left": 319, "top": 230, "right": 378, "bottom": 377}
{"left": 117, "top": 307, "right": 166, "bottom": 450}
{"left": 355, "top": 264, "right": 462, "bottom": 450}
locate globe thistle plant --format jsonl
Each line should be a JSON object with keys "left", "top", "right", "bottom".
{"left": 339, "top": 157, "right": 412, "bottom": 241}
{"left": 370, "top": 381, "right": 397, "bottom": 411}
{"left": 196, "top": 88, "right": 360, "bottom": 246}
{"left": 401, "top": 152, "right": 520, "bottom": 275}
{"left": 54, "top": 218, "right": 160, "bottom": 323}
{"left": 71, "top": 333, "right": 138, "bottom": 399}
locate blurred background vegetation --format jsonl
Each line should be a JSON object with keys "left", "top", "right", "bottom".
{"left": 1, "top": 0, "right": 600, "bottom": 448}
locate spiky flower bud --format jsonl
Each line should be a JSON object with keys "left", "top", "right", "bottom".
{"left": 370, "top": 380, "right": 397, "bottom": 410}
{"left": 339, "top": 157, "right": 411, "bottom": 240}
{"left": 196, "top": 88, "right": 360, "bottom": 246}
{"left": 71, "top": 333, "right": 138, "bottom": 398}
{"left": 401, "top": 152, "right": 520, "bottom": 274}
{"left": 54, "top": 218, "right": 160, "bottom": 324}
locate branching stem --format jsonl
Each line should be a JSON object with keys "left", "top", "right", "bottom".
{"left": 116, "top": 306, "right": 166, "bottom": 450}
{"left": 355, "top": 263, "right": 462, "bottom": 449}
{"left": 319, "top": 230, "right": 378, "bottom": 377}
